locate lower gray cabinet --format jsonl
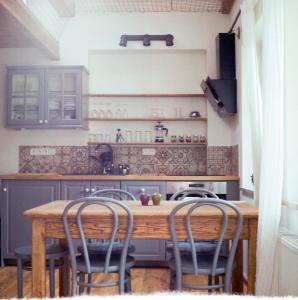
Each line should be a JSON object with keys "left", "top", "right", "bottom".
{"left": 91, "top": 180, "right": 121, "bottom": 194}
{"left": 1, "top": 180, "right": 60, "bottom": 260}
{"left": 121, "top": 180, "right": 166, "bottom": 262}
{"left": 61, "top": 180, "right": 90, "bottom": 199}
{"left": 61, "top": 180, "right": 121, "bottom": 200}
{"left": 121, "top": 180, "right": 166, "bottom": 201}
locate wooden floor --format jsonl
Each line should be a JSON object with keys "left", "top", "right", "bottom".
{"left": 0, "top": 267, "right": 210, "bottom": 298}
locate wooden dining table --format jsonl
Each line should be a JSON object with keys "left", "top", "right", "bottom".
{"left": 24, "top": 200, "right": 258, "bottom": 298}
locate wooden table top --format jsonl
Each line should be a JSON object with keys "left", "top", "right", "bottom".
{"left": 24, "top": 200, "right": 258, "bottom": 219}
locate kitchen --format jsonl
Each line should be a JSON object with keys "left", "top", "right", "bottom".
{"left": 0, "top": 0, "right": 297, "bottom": 298}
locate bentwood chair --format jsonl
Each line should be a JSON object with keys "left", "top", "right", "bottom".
{"left": 168, "top": 189, "right": 221, "bottom": 290}
{"left": 170, "top": 188, "right": 219, "bottom": 201}
{"left": 15, "top": 244, "right": 68, "bottom": 298}
{"left": 90, "top": 189, "right": 136, "bottom": 201}
{"left": 84, "top": 189, "right": 136, "bottom": 256}
{"left": 63, "top": 197, "right": 135, "bottom": 296}
{"left": 80, "top": 189, "right": 137, "bottom": 292}
{"left": 168, "top": 188, "right": 220, "bottom": 253}
{"left": 168, "top": 198, "right": 243, "bottom": 293}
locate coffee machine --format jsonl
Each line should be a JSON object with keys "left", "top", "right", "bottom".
{"left": 154, "top": 121, "right": 168, "bottom": 143}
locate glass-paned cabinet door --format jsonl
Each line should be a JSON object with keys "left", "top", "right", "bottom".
{"left": 45, "top": 69, "right": 81, "bottom": 126}
{"left": 7, "top": 69, "right": 43, "bottom": 126}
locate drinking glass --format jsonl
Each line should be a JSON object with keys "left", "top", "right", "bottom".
{"left": 174, "top": 107, "right": 183, "bottom": 118}
{"left": 125, "top": 130, "right": 133, "bottom": 142}
{"left": 144, "top": 131, "right": 153, "bottom": 142}
{"left": 105, "top": 133, "right": 111, "bottom": 142}
{"left": 97, "top": 133, "right": 104, "bottom": 142}
{"left": 135, "top": 131, "right": 144, "bottom": 143}
{"left": 88, "top": 133, "right": 97, "bottom": 143}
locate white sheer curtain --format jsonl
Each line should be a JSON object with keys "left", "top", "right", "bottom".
{"left": 240, "top": 0, "right": 263, "bottom": 204}
{"left": 241, "top": 0, "right": 285, "bottom": 296}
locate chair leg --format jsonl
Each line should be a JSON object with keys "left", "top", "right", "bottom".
{"left": 87, "top": 273, "right": 92, "bottom": 295}
{"left": 221, "top": 274, "right": 226, "bottom": 293}
{"left": 208, "top": 275, "right": 213, "bottom": 294}
{"left": 175, "top": 271, "right": 183, "bottom": 291}
{"left": 16, "top": 258, "right": 23, "bottom": 299}
{"left": 215, "top": 276, "right": 220, "bottom": 292}
{"left": 118, "top": 268, "right": 126, "bottom": 294}
{"left": 71, "top": 269, "right": 77, "bottom": 296}
{"left": 49, "top": 259, "right": 55, "bottom": 298}
{"left": 79, "top": 272, "right": 85, "bottom": 295}
{"left": 62, "top": 256, "right": 68, "bottom": 297}
{"left": 169, "top": 269, "right": 175, "bottom": 291}
{"left": 125, "top": 271, "right": 132, "bottom": 293}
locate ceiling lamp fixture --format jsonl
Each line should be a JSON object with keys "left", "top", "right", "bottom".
{"left": 119, "top": 34, "right": 174, "bottom": 47}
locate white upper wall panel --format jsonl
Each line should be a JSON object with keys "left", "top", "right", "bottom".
{"left": 89, "top": 49, "right": 206, "bottom": 93}
{"left": 75, "top": 0, "right": 222, "bottom": 13}
{"left": 26, "top": 0, "right": 70, "bottom": 40}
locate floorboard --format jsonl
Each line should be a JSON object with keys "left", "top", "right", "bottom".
{"left": 0, "top": 267, "right": 210, "bottom": 298}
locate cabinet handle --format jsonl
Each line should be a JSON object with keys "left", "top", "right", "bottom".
{"left": 39, "top": 120, "right": 43, "bottom": 124}
{"left": 140, "top": 188, "right": 146, "bottom": 193}
{"left": 90, "top": 187, "right": 96, "bottom": 193}
{"left": 2, "top": 187, "right": 7, "bottom": 192}
{"left": 85, "top": 187, "right": 90, "bottom": 193}
{"left": 44, "top": 120, "right": 48, "bottom": 124}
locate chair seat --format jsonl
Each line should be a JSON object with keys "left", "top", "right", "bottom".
{"left": 76, "top": 254, "right": 135, "bottom": 273}
{"left": 168, "top": 254, "right": 233, "bottom": 275}
{"left": 15, "top": 244, "right": 68, "bottom": 260}
{"left": 166, "top": 241, "right": 217, "bottom": 253}
{"left": 78, "top": 242, "right": 135, "bottom": 255}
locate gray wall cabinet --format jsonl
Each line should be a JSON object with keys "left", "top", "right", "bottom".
{"left": 61, "top": 180, "right": 121, "bottom": 199}
{"left": 6, "top": 66, "right": 88, "bottom": 129}
{"left": 121, "top": 180, "right": 166, "bottom": 262}
{"left": 1, "top": 180, "right": 60, "bottom": 260}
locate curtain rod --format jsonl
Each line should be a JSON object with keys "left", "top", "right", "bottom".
{"left": 228, "top": 10, "right": 241, "bottom": 34}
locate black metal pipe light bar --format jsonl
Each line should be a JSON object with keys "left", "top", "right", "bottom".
{"left": 119, "top": 34, "right": 174, "bottom": 47}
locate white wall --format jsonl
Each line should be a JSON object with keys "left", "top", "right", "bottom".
{"left": 0, "top": 12, "right": 235, "bottom": 173}
{"left": 0, "top": 49, "right": 89, "bottom": 173}
{"left": 61, "top": 12, "right": 235, "bottom": 146}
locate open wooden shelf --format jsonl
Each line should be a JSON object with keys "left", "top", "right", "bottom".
{"left": 88, "top": 142, "right": 207, "bottom": 145}
{"left": 88, "top": 93, "right": 205, "bottom": 98}
{"left": 86, "top": 117, "right": 207, "bottom": 122}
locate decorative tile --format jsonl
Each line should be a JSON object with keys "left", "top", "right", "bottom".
{"left": 19, "top": 144, "right": 238, "bottom": 176}
{"left": 230, "top": 145, "right": 239, "bottom": 175}
{"left": 155, "top": 148, "right": 172, "bottom": 164}
{"left": 207, "top": 145, "right": 239, "bottom": 176}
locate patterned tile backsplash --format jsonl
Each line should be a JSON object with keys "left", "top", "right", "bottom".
{"left": 207, "top": 145, "right": 239, "bottom": 176}
{"left": 19, "top": 144, "right": 238, "bottom": 176}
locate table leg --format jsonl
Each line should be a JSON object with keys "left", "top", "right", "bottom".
{"left": 31, "top": 218, "right": 46, "bottom": 298}
{"left": 232, "top": 240, "right": 244, "bottom": 293}
{"left": 59, "top": 239, "right": 70, "bottom": 297}
{"left": 247, "top": 219, "right": 258, "bottom": 295}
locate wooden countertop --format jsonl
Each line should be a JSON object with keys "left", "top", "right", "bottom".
{"left": 0, "top": 173, "right": 239, "bottom": 181}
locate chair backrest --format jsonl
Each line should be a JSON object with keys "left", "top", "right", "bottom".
{"left": 62, "top": 197, "right": 134, "bottom": 277}
{"left": 90, "top": 189, "right": 136, "bottom": 201}
{"left": 170, "top": 188, "right": 219, "bottom": 201}
{"left": 169, "top": 198, "right": 243, "bottom": 285}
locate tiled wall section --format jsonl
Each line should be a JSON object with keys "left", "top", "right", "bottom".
{"left": 19, "top": 144, "right": 238, "bottom": 176}
{"left": 207, "top": 145, "right": 239, "bottom": 176}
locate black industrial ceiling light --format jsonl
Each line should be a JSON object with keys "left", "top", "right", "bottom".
{"left": 119, "top": 34, "right": 174, "bottom": 47}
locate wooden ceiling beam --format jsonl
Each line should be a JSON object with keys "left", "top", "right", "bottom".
{"left": 0, "top": 0, "right": 59, "bottom": 60}
{"left": 221, "top": 0, "right": 236, "bottom": 14}
{"left": 49, "top": 0, "right": 75, "bottom": 17}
